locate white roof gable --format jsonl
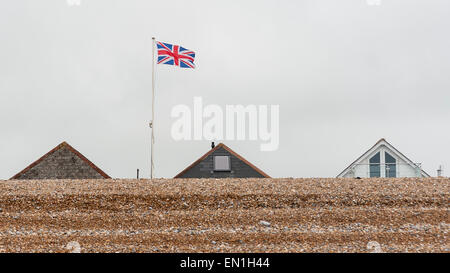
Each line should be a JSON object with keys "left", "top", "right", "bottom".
{"left": 337, "top": 139, "right": 430, "bottom": 178}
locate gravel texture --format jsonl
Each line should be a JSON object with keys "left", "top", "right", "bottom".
{"left": 0, "top": 178, "right": 448, "bottom": 253}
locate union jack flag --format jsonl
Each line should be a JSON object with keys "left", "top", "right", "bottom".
{"left": 157, "top": 41, "right": 195, "bottom": 69}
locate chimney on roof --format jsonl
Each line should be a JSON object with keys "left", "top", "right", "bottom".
{"left": 211, "top": 142, "right": 215, "bottom": 149}
{"left": 437, "top": 165, "right": 443, "bottom": 177}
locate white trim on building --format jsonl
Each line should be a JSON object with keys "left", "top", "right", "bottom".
{"left": 337, "top": 139, "right": 430, "bottom": 178}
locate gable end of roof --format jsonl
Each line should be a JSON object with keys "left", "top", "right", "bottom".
{"left": 10, "top": 141, "right": 111, "bottom": 179}
{"left": 174, "top": 143, "right": 270, "bottom": 178}
{"left": 337, "top": 138, "right": 430, "bottom": 178}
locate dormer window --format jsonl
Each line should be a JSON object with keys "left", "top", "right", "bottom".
{"left": 214, "top": 156, "right": 231, "bottom": 171}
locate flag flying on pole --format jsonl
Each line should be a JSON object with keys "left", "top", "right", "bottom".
{"left": 156, "top": 41, "right": 196, "bottom": 69}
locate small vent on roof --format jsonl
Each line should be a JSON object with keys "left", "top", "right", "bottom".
{"left": 211, "top": 142, "right": 215, "bottom": 149}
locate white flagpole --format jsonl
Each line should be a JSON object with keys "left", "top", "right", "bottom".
{"left": 150, "top": 37, "right": 156, "bottom": 179}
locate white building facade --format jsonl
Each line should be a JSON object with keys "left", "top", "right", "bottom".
{"left": 337, "top": 139, "right": 430, "bottom": 178}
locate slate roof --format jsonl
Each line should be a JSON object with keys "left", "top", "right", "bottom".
{"left": 174, "top": 143, "right": 270, "bottom": 178}
{"left": 11, "top": 141, "right": 110, "bottom": 180}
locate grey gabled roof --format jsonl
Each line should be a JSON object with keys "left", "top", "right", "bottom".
{"left": 174, "top": 143, "right": 270, "bottom": 178}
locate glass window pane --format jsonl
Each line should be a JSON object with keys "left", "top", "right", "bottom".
{"left": 385, "top": 152, "right": 396, "bottom": 178}
{"left": 369, "top": 152, "right": 380, "bottom": 164}
{"left": 369, "top": 152, "right": 380, "bottom": 177}
{"left": 214, "top": 156, "right": 230, "bottom": 171}
{"left": 385, "top": 152, "right": 396, "bottom": 163}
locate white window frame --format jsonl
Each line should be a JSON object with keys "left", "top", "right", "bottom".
{"left": 366, "top": 148, "right": 398, "bottom": 178}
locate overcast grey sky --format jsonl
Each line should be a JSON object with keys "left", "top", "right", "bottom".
{"left": 1, "top": 0, "right": 449, "bottom": 179}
